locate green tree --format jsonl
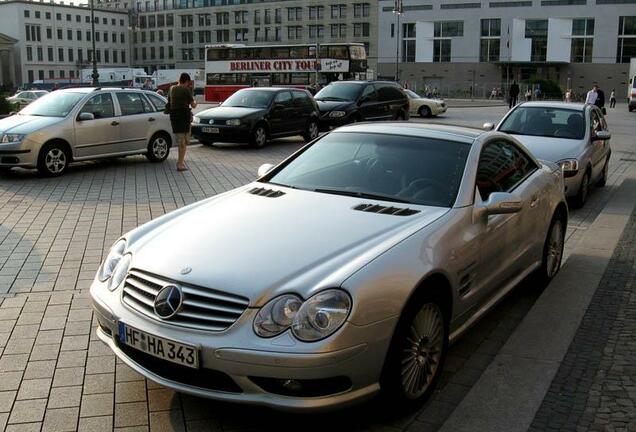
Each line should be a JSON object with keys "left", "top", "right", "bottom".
{"left": 0, "top": 93, "right": 16, "bottom": 115}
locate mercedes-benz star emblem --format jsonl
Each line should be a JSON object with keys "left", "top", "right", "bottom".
{"left": 153, "top": 285, "right": 183, "bottom": 319}
{"left": 180, "top": 267, "right": 192, "bottom": 275}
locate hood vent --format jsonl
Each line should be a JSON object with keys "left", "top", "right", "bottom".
{"left": 353, "top": 203, "right": 420, "bottom": 216}
{"left": 248, "top": 187, "right": 285, "bottom": 198}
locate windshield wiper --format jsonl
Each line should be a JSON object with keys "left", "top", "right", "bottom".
{"left": 312, "top": 188, "right": 414, "bottom": 204}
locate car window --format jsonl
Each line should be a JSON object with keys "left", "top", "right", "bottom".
{"left": 360, "top": 85, "right": 376, "bottom": 103}
{"left": 24, "top": 92, "right": 35, "bottom": 100}
{"left": 590, "top": 109, "right": 602, "bottom": 133}
{"left": 146, "top": 93, "right": 166, "bottom": 111}
{"left": 476, "top": 141, "right": 537, "bottom": 200}
{"left": 80, "top": 93, "right": 115, "bottom": 119}
{"left": 376, "top": 84, "right": 404, "bottom": 102}
{"left": 274, "top": 91, "right": 292, "bottom": 106}
{"left": 292, "top": 90, "right": 312, "bottom": 109}
{"left": 117, "top": 92, "right": 152, "bottom": 116}
{"left": 499, "top": 106, "right": 585, "bottom": 140}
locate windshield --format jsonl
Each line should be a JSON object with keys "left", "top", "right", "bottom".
{"left": 265, "top": 132, "right": 471, "bottom": 207}
{"left": 19, "top": 92, "right": 86, "bottom": 117}
{"left": 405, "top": 90, "right": 420, "bottom": 99}
{"left": 315, "top": 83, "right": 362, "bottom": 102}
{"left": 499, "top": 106, "right": 586, "bottom": 140}
{"left": 222, "top": 90, "right": 273, "bottom": 108}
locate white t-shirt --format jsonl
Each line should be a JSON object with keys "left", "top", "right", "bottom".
{"left": 585, "top": 90, "right": 598, "bottom": 105}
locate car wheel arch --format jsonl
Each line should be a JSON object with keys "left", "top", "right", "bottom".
{"left": 402, "top": 272, "right": 454, "bottom": 324}
{"left": 41, "top": 138, "right": 73, "bottom": 161}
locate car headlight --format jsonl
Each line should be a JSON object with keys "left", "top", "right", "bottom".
{"left": 98, "top": 239, "right": 126, "bottom": 282}
{"left": 1, "top": 134, "right": 25, "bottom": 143}
{"left": 192, "top": 116, "right": 201, "bottom": 124}
{"left": 329, "top": 111, "right": 346, "bottom": 118}
{"left": 253, "top": 294, "right": 303, "bottom": 337}
{"left": 226, "top": 119, "right": 241, "bottom": 126}
{"left": 558, "top": 159, "right": 579, "bottom": 172}
{"left": 107, "top": 254, "right": 131, "bottom": 291}
{"left": 254, "top": 290, "right": 352, "bottom": 341}
{"left": 292, "top": 290, "right": 351, "bottom": 342}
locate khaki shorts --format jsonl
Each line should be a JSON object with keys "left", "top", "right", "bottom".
{"left": 175, "top": 132, "right": 190, "bottom": 143}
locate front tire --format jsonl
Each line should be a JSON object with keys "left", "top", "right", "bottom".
{"left": 250, "top": 124, "right": 268, "bottom": 148}
{"left": 37, "top": 142, "right": 70, "bottom": 176}
{"left": 303, "top": 119, "right": 319, "bottom": 142}
{"left": 534, "top": 214, "right": 565, "bottom": 286}
{"left": 146, "top": 133, "right": 170, "bottom": 163}
{"left": 380, "top": 292, "right": 448, "bottom": 411}
{"left": 419, "top": 106, "right": 432, "bottom": 118}
{"left": 572, "top": 170, "right": 590, "bottom": 208}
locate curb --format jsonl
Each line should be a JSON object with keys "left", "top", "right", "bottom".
{"left": 439, "top": 163, "right": 636, "bottom": 432}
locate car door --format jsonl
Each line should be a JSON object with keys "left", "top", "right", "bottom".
{"left": 269, "top": 91, "right": 294, "bottom": 136}
{"left": 292, "top": 90, "right": 312, "bottom": 132}
{"left": 74, "top": 92, "right": 121, "bottom": 158}
{"left": 589, "top": 107, "right": 609, "bottom": 181}
{"left": 115, "top": 92, "right": 156, "bottom": 152}
{"left": 358, "top": 84, "right": 381, "bottom": 120}
{"left": 471, "top": 140, "right": 542, "bottom": 305}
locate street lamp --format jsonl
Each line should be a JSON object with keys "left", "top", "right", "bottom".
{"left": 90, "top": 0, "right": 99, "bottom": 85}
{"left": 392, "top": 0, "right": 403, "bottom": 82}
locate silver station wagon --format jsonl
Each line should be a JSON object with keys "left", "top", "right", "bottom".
{"left": 91, "top": 123, "right": 568, "bottom": 412}
{"left": 0, "top": 87, "right": 173, "bottom": 176}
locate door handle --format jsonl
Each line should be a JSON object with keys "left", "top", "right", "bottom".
{"left": 148, "top": 117, "right": 155, "bottom": 122}
{"left": 530, "top": 195, "right": 540, "bottom": 208}
{"left": 111, "top": 121, "right": 119, "bottom": 126}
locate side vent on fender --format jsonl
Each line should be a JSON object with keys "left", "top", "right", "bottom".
{"left": 353, "top": 204, "right": 420, "bottom": 216}
{"left": 248, "top": 187, "right": 286, "bottom": 198}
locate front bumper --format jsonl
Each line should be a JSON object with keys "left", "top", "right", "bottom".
{"left": 318, "top": 113, "right": 353, "bottom": 131}
{"left": 90, "top": 277, "right": 395, "bottom": 411}
{"left": 0, "top": 139, "right": 37, "bottom": 168}
{"left": 562, "top": 169, "right": 585, "bottom": 197}
{"left": 191, "top": 124, "right": 251, "bottom": 144}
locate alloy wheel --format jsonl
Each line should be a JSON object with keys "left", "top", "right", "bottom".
{"left": 152, "top": 137, "right": 168, "bottom": 159}
{"left": 400, "top": 303, "right": 444, "bottom": 399}
{"left": 45, "top": 148, "right": 67, "bottom": 174}
{"left": 308, "top": 121, "right": 319, "bottom": 140}
{"left": 546, "top": 220, "right": 563, "bottom": 278}
{"left": 254, "top": 127, "right": 267, "bottom": 147}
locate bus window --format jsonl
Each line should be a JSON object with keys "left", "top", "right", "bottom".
{"left": 291, "top": 73, "right": 310, "bottom": 85}
{"left": 290, "top": 47, "right": 309, "bottom": 58}
{"left": 350, "top": 45, "right": 366, "bottom": 60}
{"left": 272, "top": 47, "right": 289, "bottom": 59}
{"left": 207, "top": 48, "right": 227, "bottom": 61}
{"left": 328, "top": 46, "right": 348, "bottom": 59}
{"left": 259, "top": 47, "right": 271, "bottom": 58}
{"left": 272, "top": 73, "right": 291, "bottom": 85}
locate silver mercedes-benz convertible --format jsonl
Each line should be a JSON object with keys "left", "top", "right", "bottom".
{"left": 91, "top": 123, "right": 567, "bottom": 412}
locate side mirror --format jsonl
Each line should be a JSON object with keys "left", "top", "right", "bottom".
{"left": 475, "top": 190, "right": 523, "bottom": 221}
{"left": 78, "top": 112, "right": 95, "bottom": 121}
{"left": 483, "top": 122, "right": 495, "bottom": 131}
{"left": 257, "top": 163, "right": 275, "bottom": 177}
{"left": 592, "top": 130, "right": 611, "bottom": 141}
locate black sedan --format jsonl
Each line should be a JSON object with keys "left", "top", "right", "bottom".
{"left": 192, "top": 88, "right": 320, "bottom": 148}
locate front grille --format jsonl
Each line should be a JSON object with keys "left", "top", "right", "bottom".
{"left": 122, "top": 269, "right": 250, "bottom": 332}
{"left": 117, "top": 340, "right": 242, "bottom": 393}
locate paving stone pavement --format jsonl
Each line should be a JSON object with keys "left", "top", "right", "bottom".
{"left": 0, "top": 140, "right": 633, "bottom": 432}
{"left": 529, "top": 205, "right": 636, "bottom": 432}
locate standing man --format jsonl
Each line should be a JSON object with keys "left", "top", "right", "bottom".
{"left": 585, "top": 83, "right": 598, "bottom": 105}
{"left": 167, "top": 73, "right": 197, "bottom": 172}
{"left": 509, "top": 81, "right": 520, "bottom": 108}
{"left": 594, "top": 83, "right": 606, "bottom": 114}
{"left": 609, "top": 89, "right": 617, "bottom": 108}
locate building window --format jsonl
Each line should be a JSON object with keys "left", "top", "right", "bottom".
{"left": 234, "top": 28, "right": 248, "bottom": 41}
{"left": 68, "top": 48, "right": 74, "bottom": 62}
{"left": 48, "top": 47, "right": 53, "bottom": 61}
{"left": 353, "top": 22, "right": 370, "bottom": 37}
{"left": 58, "top": 48, "right": 64, "bottom": 62}
{"left": 308, "top": 24, "right": 324, "bottom": 39}
{"left": 216, "top": 29, "right": 229, "bottom": 42}
{"left": 28, "top": 70, "right": 34, "bottom": 83}
{"left": 330, "top": 23, "right": 347, "bottom": 38}
{"left": 287, "top": 25, "right": 302, "bottom": 40}
{"left": 216, "top": 12, "right": 229, "bottom": 25}
{"left": 167, "top": 14, "right": 174, "bottom": 26}
{"left": 49, "top": 70, "right": 54, "bottom": 79}
{"left": 308, "top": 6, "right": 324, "bottom": 20}
{"left": 571, "top": 18, "right": 594, "bottom": 63}
{"left": 331, "top": 4, "right": 347, "bottom": 18}
{"left": 77, "top": 30, "right": 82, "bottom": 41}
{"left": 287, "top": 7, "right": 302, "bottom": 21}
{"left": 353, "top": 3, "right": 370, "bottom": 18}
{"left": 37, "top": 47, "right": 42, "bottom": 61}
{"left": 525, "top": 19, "right": 548, "bottom": 62}
{"left": 38, "top": 70, "right": 44, "bottom": 80}
{"left": 45, "top": 12, "right": 51, "bottom": 19}
{"left": 70, "top": 70, "right": 75, "bottom": 78}
{"left": 113, "top": 50, "right": 118, "bottom": 63}
{"left": 168, "top": 46, "right": 173, "bottom": 59}
{"left": 434, "top": 21, "right": 464, "bottom": 37}
{"left": 24, "top": 10, "right": 29, "bottom": 18}
{"left": 616, "top": 16, "right": 636, "bottom": 63}
{"left": 67, "top": 29, "right": 73, "bottom": 40}
{"left": 402, "top": 23, "right": 416, "bottom": 62}
{"left": 254, "top": 10, "right": 261, "bottom": 24}
{"left": 46, "top": 28, "right": 52, "bottom": 39}
{"left": 122, "top": 50, "right": 126, "bottom": 64}
{"left": 26, "top": 46, "right": 33, "bottom": 62}
{"left": 159, "top": 46, "right": 165, "bottom": 59}
{"left": 433, "top": 40, "right": 451, "bottom": 62}
{"left": 480, "top": 18, "right": 501, "bottom": 62}
{"left": 35, "top": 11, "right": 40, "bottom": 19}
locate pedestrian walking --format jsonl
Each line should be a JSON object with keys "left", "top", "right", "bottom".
{"left": 610, "top": 89, "right": 617, "bottom": 108}
{"left": 509, "top": 81, "right": 520, "bottom": 108}
{"left": 585, "top": 83, "right": 599, "bottom": 105}
{"left": 525, "top": 88, "right": 532, "bottom": 101}
{"left": 565, "top": 89, "right": 572, "bottom": 103}
{"left": 534, "top": 87, "right": 541, "bottom": 100}
{"left": 166, "top": 73, "right": 197, "bottom": 172}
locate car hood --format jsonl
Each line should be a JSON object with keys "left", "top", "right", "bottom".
{"left": 128, "top": 184, "right": 448, "bottom": 305}
{"left": 506, "top": 134, "right": 584, "bottom": 161}
{"left": 316, "top": 100, "right": 355, "bottom": 113}
{"left": 0, "top": 114, "right": 64, "bottom": 135}
{"left": 198, "top": 106, "right": 266, "bottom": 120}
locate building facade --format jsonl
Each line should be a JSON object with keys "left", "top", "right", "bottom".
{"left": 0, "top": 0, "right": 130, "bottom": 86}
{"left": 97, "top": 0, "right": 378, "bottom": 76}
{"left": 378, "top": 0, "right": 635, "bottom": 97}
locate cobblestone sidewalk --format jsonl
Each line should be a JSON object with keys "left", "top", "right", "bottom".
{"left": 530, "top": 205, "right": 636, "bottom": 432}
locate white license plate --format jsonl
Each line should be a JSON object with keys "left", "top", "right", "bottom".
{"left": 118, "top": 322, "right": 199, "bottom": 369}
{"left": 202, "top": 127, "right": 219, "bottom": 133}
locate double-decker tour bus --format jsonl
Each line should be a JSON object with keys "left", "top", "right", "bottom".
{"left": 204, "top": 43, "right": 367, "bottom": 102}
